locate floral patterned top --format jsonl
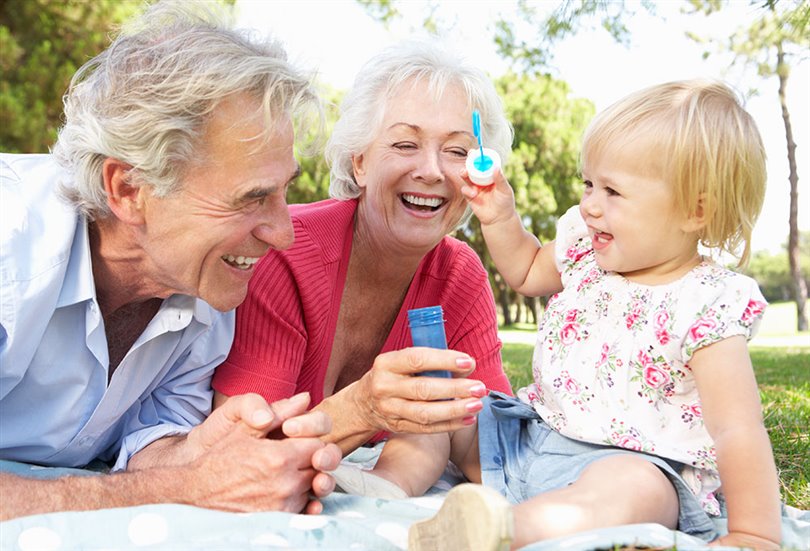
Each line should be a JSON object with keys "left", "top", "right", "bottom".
{"left": 517, "top": 206, "right": 767, "bottom": 515}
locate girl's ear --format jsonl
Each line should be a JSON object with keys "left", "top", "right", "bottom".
{"left": 351, "top": 153, "right": 367, "bottom": 189}
{"left": 102, "top": 158, "right": 147, "bottom": 225}
{"left": 681, "top": 193, "right": 710, "bottom": 234}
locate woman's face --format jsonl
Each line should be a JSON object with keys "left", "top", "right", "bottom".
{"left": 352, "top": 79, "right": 476, "bottom": 256}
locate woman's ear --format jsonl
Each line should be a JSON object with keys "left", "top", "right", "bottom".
{"left": 102, "top": 158, "right": 146, "bottom": 225}
{"left": 351, "top": 153, "right": 367, "bottom": 189}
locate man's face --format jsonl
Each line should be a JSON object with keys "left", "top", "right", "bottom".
{"left": 138, "top": 94, "right": 298, "bottom": 311}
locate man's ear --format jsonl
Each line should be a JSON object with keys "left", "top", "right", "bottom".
{"left": 351, "top": 153, "right": 367, "bottom": 189}
{"left": 102, "top": 158, "right": 146, "bottom": 224}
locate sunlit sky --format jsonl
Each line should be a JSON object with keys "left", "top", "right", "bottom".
{"left": 235, "top": 0, "right": 809, "bottom": 255}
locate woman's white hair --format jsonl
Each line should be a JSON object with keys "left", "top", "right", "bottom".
{"left": 325, "top": 39, "right": 513, "bottom": 200}
{"left": 53, "top": 0, "right": 321, "bottom": 220}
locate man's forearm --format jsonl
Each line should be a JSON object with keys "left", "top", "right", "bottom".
{"left": 127, "top": 434, "right": 193, "bottom": 470}
{"left": 0, "top": 468, "right": 194, "bottom": 521}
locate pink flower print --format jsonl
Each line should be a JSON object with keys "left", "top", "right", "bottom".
{"left": 565, "top": 309, "right": 579, "bottom": 322}
{"left": 598, "top": 343, "right": 609, "bottom": 365}
{"left": 625, "top": 312, "right": 638, "bottom": 330}
{"left": 655, "top": 329, "right": 670, "bottom": 346}
{"left": 566, "top": 243, "right": 590, "bottom": 263}
{"left": 559, "top": 322, "right": 580, "bottom": 345}
{"left": 564, "top": 377, "right": 580, "bottom": 394}
{"left": 690, "top": 404, "right": 702, "bottom": 418}
{"left": 654, "top": 310, "right": 669, "bottom": 330}
{"left": 616, "top": 434, "right": 642, "bottom": 451}
{"left": 688, "top": 315, "right": 718, "bottom": 341}
{"left": 741, "top": 300, "right": 766, "bottom": 324}
{"left": 644, "top": 365, "right": 671, "bottom": 388}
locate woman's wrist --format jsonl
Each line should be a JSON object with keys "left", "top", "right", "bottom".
{"left": 314, "top": 380, "right": 378, "bottom": 454}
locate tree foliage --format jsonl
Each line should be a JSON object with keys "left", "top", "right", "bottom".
{"left": 289, "top": 85, "right": 344, "bottom": 205}
{"left": 493, "top": 0, "right": 658, "bottom": 73}
{"left": 457, "top": 73, "right": 593, "bottom": 324}
{"left": 0, "top": 0, "right": 140, "bottom": 153}
{"left": 687, "top": 0, "right": 809, "bottom": 330}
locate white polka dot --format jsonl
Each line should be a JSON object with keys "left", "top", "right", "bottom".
{"left": 289, "top": 515, "right": 330, "bottom": 530}
{"left": 375, "top": 522, "right": 408, "bottom": 547}
{"left": 250, "top": 533, "right": 290, "bottom": 546}
{"left": 128, "top": 513, "right": 169, "bottom": 546}
{"left": 336, "top": 510, "right": 365, "bottom": 519}
{"left": 18, "top": 527, "right": 62, "bottom": 551}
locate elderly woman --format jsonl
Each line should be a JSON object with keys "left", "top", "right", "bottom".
{"left": 212, "top": 40, "right": 513, "bottom": 455}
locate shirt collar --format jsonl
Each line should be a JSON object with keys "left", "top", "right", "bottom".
{"left": 56, "top": 217, "right": 96, "bottom": 308}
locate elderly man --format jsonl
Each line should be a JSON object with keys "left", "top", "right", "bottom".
{"left": 0, "top": 1, "right": 340, "bottom": 520}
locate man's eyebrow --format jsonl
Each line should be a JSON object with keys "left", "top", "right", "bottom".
{"left": 237, "top": 165, "right": 301, "bottom": 202}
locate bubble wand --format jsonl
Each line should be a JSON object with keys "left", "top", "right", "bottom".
{"left": 466, "top": 109, "right": 501, "bottom": 186}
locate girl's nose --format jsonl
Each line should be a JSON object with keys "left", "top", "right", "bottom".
{"left": 579, "top": 190, "right": 602, "bottom": 218}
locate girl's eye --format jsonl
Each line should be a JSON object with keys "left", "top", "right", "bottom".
{"left": 582, "top": 180, "right": 593, "bottom": 189}
{"left": 606, "top": 187, "right": 619, "bottom": 196}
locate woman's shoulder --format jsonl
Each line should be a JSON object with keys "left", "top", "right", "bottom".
{"left": 426, "top": 236, "right": 488, "bottom": 278}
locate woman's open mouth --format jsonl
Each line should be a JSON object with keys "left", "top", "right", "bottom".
{"left": 401, "top": 193, "right": 445, "bottom": 212}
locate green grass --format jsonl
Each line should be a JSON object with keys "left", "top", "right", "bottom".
{"left": 499, "top": 338, "right": 810, "bottom": 510}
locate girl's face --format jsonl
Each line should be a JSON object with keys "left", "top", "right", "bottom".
{"left": 579, "top": 145, "right": 703, "bottom": 285}
{"left": 351, "top": 79, "right": 476, "bottom": 257}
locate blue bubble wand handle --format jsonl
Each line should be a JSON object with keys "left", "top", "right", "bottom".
{"left": 472, "top": 109, "right": 484, "bottom": 159}
{"left": 407, "top": 305, "right": 451, "bottom": 378}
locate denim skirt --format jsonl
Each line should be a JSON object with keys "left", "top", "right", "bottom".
{"left": 478, "top": 391, "right": 720, "bottom": 541}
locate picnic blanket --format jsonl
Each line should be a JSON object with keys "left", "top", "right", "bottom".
{"left": 2, "top": 446, "right": 808, "bottom": 550}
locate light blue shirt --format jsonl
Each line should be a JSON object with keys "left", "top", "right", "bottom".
{"left": 0, "top": 153, "right": 235, "bottom": 470}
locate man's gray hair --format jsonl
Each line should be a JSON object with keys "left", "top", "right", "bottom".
{"left": 53, "top": 1, "right": 321, "bottom": 220}
{"left": 325, "top": 39, "right": 513, "bottom": 200}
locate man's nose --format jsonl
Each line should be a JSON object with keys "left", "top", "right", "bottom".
{"left": 252, "top": 204, "right": 294, "bottom": 251}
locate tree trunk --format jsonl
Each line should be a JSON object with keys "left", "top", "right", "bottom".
{"left": 777, "top": 45, "right": 808, "bottom": 331}
{"left": 495, "top": 277, "right": 513, "bottom": 326}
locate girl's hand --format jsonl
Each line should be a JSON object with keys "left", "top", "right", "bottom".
{"left": 459, "top": 167, "right": 517, "bottom": 227}
{"left": 711, "top": 531, "right": 780, "bottom": 550}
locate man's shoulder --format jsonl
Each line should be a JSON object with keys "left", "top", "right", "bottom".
{"left": 1, "top": 154, "right": 78, "bottom": 280}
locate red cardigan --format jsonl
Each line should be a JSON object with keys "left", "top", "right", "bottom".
{"left": 213, "top": 198, "right": 512, "bottom": 404}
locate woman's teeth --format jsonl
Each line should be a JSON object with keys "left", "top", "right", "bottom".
{"left": 402, "top": 193, "right": 443, "bottom": 210}
{"left": 222, "top": 254, "right": 260, "bottom": 270}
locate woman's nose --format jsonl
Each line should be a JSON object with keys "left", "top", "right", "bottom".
{"left": 412, "top": 149, "right": 444, "bottom": 184}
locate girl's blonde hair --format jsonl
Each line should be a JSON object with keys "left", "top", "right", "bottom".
{"left": 580, "top": 79, "right": 766, "bottom": 267}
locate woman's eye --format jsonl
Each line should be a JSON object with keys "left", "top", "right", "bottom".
{"left": 393, "top": 142, "right": 416, "bottom": 150}
{"left": 447, "top": 147, "right": 468, "bottom": 157}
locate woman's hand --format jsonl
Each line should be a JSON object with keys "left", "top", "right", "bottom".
{"left": 353, "top": 347, "right": 489, "bottom": 435}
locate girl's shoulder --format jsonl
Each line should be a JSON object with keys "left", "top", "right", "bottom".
{"left": 553, "top": 206, "right": 593, "bottom": 273}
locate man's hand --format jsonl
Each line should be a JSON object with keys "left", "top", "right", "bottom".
{"left": 134, "top": 392, "right": 341, "bottom": 514}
